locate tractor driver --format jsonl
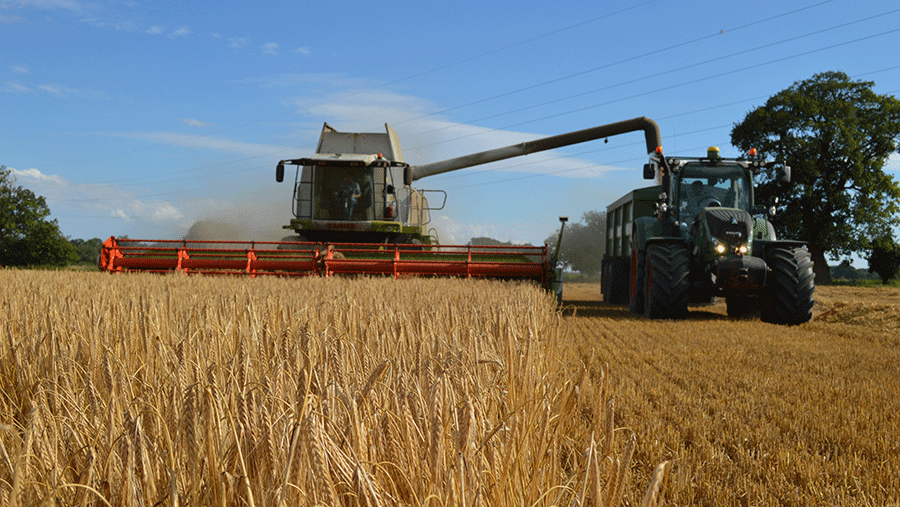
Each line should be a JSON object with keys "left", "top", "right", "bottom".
{"left": 337, "top": 174, "right": 362, "bottom": 220}
{"left": 686, "top": 179, "right": 716, "bottom": 221}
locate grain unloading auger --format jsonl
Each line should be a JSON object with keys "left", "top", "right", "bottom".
{"left": 100, "top": 117, "right": 662, "bottom": 291}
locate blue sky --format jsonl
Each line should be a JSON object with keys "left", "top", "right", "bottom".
{"left": 2, "top": 0, "right": 899, "bottom": 252}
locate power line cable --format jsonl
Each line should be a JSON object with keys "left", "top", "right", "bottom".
{"left": 396, "top": 0, "right": 839, "bottom": 136}
{"left": 405, "top": 8, "right": 900, "bottom": 152}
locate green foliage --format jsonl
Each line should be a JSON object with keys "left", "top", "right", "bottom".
{"left": 731, "top": 71, "right": 900, "bottom": 285}
{"left": 867, "top": 234, "right": 900, "bottom": 284}
{"left": 70, "top": 237, "right": 104, "bottom": 263}
{"left": 1, "top": 165, "right": 77, "bottom": 267}
{"left": 544, "top": 210, "right": 606, "bottom": 275}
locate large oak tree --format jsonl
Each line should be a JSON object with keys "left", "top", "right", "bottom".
{"left": 731, "top": 71, "right": 900, "bottom": 285}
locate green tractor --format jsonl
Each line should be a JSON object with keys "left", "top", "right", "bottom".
{"left": 602, "top": 147, "right": 814, "bottom": 324}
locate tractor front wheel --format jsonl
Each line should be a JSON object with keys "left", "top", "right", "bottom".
{"left": 761, "top": 247, "right": 815, "bottom": 325}
{"left": 644, "top": 243, "right": 690, "bottom": 319}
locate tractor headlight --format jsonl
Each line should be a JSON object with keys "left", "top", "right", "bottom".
{"left": 712, "top": 238, "right": 749, "bottom": 256}
{"left": 712, "top": 238, "right": 727, "bottom": 255}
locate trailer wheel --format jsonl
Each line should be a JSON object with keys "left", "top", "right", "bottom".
{"left": 629, "top": 249, "right": 644, "bottom": 315}
{"left": 606, "top": 258, "right": 629, "bottom": 304}
{"left": 601, "top": 260, "right": 611, "bottom": 301}
{"left": 761, "top": 247, "right": 815, "bottom": 325}
{"left": 644, "top": 243, "right": 689, "bottom": 319}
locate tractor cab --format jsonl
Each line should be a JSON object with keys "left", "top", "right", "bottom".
{"left": 674, "top": 163, "right": 752, "bottom": 224}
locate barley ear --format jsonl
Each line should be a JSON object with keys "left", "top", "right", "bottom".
{"left": 640, "top": 461, "right": 668, "bottom": 507}
{"left": 10, "top": 409, "right": 37, "bottom": 507}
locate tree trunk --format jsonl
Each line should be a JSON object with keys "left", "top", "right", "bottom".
{"left": 810, "top": 247, "right": 832, "bottom": 286}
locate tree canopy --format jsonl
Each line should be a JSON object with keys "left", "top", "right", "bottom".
{"left": 544, "top": 210, "right": 606, "bottom": 276}
{"left": 731, "top": 71, "right": 900, "bottom": 285}
{"left": 71, "top": 237, "right": 104, "bottom": 264}
{"left": 1, "top": 165, "right": 77, "bottom": 267}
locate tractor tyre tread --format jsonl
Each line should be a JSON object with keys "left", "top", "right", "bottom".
{"left": 761, "top": 247, "right": 815, "bottom": 325}
{"left": 644, "top": 243, "right": 690, "bottom": 319}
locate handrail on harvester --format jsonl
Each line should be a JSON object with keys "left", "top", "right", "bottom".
{"left": 99, "top": 237, "right": 551, "bottom": 286}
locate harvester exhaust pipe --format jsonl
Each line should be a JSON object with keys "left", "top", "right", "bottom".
{"left": 552, "top": 215, "right": 568, "bottom": 268}
{"left": 405, "top": 116, "right": 661, "bottom": 185}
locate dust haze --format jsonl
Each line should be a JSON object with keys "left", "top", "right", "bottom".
{"left": 178, "top": 181, "right": 295, "bottom": 245}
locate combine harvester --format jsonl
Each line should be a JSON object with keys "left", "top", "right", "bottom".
{"left": 99, "top": 117, "right": 662, "bottom": 293}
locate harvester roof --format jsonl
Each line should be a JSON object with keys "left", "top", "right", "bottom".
{"left": 288, "top": 153, "right": 408, "bottom": 168}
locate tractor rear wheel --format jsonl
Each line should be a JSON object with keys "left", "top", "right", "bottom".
{"left": 761, "top": 247, "right": 815, "bottom": 325}
{"left": 644, "top": 243, "right": 690, "bottom": 319}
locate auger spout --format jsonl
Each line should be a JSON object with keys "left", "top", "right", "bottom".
{"left": 405, "top": 116, "right": 661, "bottom": 185}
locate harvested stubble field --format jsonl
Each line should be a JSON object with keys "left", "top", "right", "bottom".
{"left": 562, "top": 282, "right": 900, "bottom": 506}
{"left": 1, "top": 271, "right": 897, "bottom": 506}
{"left": 0, "top": 270, "right": 644, "bottom": 507}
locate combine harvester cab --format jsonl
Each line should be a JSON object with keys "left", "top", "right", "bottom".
{"left": 101, "top": 117, "right": 664, "bottom": 297}
{"left": 275, "top": 123, "right": 439, "bottom": 245}
{"left": 602, "top": 147, "right": 814, "bottom": 325}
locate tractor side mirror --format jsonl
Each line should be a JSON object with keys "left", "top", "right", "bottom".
{"left": 779, "top": 164, "right": 791, "bottom": 183}
{"left": 643, "top": 162, "right": 657, "bottom": 180}
{"left": 276, "top": 163, "right": 285, "bottom": 183}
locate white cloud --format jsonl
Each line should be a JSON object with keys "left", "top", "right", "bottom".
{"left": 262, "top": 42, "right": 278, "bottom": 55}
{"left": 107, "top": 131, "right": 292, "bottom": 157}
{"left": 38, "top": 82, "right": 107, "bottom": 100}
{"left": 228, "top": 36, "right": 248, "bottom": 48}
{"left": 19, "top": 0, "right": 83, "bottom": 11}
{"left": 13, "top": 65, "right": 28, "bottom": 74}
{"left": 145, "top": 25, "right": 162, "bottom": 35}
{"left": 108, "top": 18, "right": 139, "bottom": 32}
{"left": 168, "top": 26, "right": 189, "bottom": 38}
{"left": 2, "top": 81, "right": 31, "bottom": 93}
{"left": 8, "top": 166, "right": 184, "bottom": 224}
{"left": 0, "top": 12, "right": 29, "bottom": 24}
{"left": 180, "top": 118, "right": 212, "bottom": 128}
{"left": 294, "top": 46, "right": 311, "bottom": 56}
